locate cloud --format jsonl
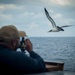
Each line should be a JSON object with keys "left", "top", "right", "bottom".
{"left": 0, "top": 4, "right": 26, "bottom": 22}
{"left": 0, "top": 13, "right": 13, "bottom": 21}
{"left": 52, "top": 12, "right": 75, "bottom": 25}
{"left": 0, "top": 0, "right": 75, "bottom": 37}
{"left": 0, "top": 0, "right": 16, "bottom": 4}
{"left": 0, "top": 4, "right": 16, "bottom": 9}
{"left": 53, "top": 13, "right": 63, "bottom": 19}
{"left": 41, "top": 0, "right": 75, "bottom": 6}
{"left": 33, "top": 13, "right": 43, "bottom": 19}
{"left": 0, "top": 4, "right": 25, "bottom": 10}
{"left": 19, "top": 12, "right": 34, "bottom": 18}
{"left": 62, "top": 18, "right": 74, "bottom": 24}
{"left": 0, "top": 0, "right": 75, "bottom": 7}
{"left": 0, "top": 0, "right": 42, "bottom": 6}
{"left": 53, "top": 13, "right": 74, "bottom": 25}
{"left": 51, "top": 0, "right": 70, "bottom": 6}
{"left": 27, "top": 22, "right": 39, "bottom": 30}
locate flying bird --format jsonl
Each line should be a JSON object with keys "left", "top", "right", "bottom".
{"left": 44, "top": 7, "right": 73, "bottom": 32}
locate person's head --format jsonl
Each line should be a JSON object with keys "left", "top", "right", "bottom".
{"left": 0, "top": 25, "right": 20, "bottom": 50}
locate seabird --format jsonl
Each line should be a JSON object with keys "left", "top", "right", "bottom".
{"left": 44, "top": 7, "right": 73, "bottom": 32}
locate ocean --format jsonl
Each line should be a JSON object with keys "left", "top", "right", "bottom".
{"left": 28, "top": 37, "right": 75, "bottom": 72}
{"left": 19, "top": 37, "right": 75, "bottom": 72}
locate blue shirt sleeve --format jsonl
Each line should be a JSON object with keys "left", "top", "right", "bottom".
{"left": 0, "top": 45, "right": 46, "bottom": 74}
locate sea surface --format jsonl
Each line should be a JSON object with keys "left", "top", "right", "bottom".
{"left": 19, "top": 37, "right": 75, "bottom": 72}
{"left": 29, "top": 37, "right": 75, "bottom": 72}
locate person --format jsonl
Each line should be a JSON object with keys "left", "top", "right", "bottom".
{"left": 0, "top": 25, "right": 46, "bottom": 74}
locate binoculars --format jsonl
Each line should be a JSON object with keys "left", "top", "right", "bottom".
{"left": 20, "top": 37, "right": 26, "bottom": 53}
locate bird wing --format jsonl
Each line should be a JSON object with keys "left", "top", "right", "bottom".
{"left": 44, "top": 8, "right": 57, "bottom": 28}
{"left": 61, "top": 25, "right": 74, "bottom": 28}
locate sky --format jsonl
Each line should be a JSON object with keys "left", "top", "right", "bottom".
{"left": 0, "top": 0, "right": 75, "bottom": 37}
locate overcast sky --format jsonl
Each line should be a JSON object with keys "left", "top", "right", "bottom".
{"left": 0, "top": 0, "right": 75, "bottom": 37}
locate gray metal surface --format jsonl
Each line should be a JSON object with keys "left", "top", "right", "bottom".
{"left": 27, "top": 71, "right": 75, "bottom": 75}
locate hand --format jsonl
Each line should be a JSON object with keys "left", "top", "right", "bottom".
{"left": 25, "top": 39, "right": 33, "bottom": 52}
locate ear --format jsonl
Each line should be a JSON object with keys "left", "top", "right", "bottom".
{"left": 11, "top": 40, "right": 16, "bottom": 47}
